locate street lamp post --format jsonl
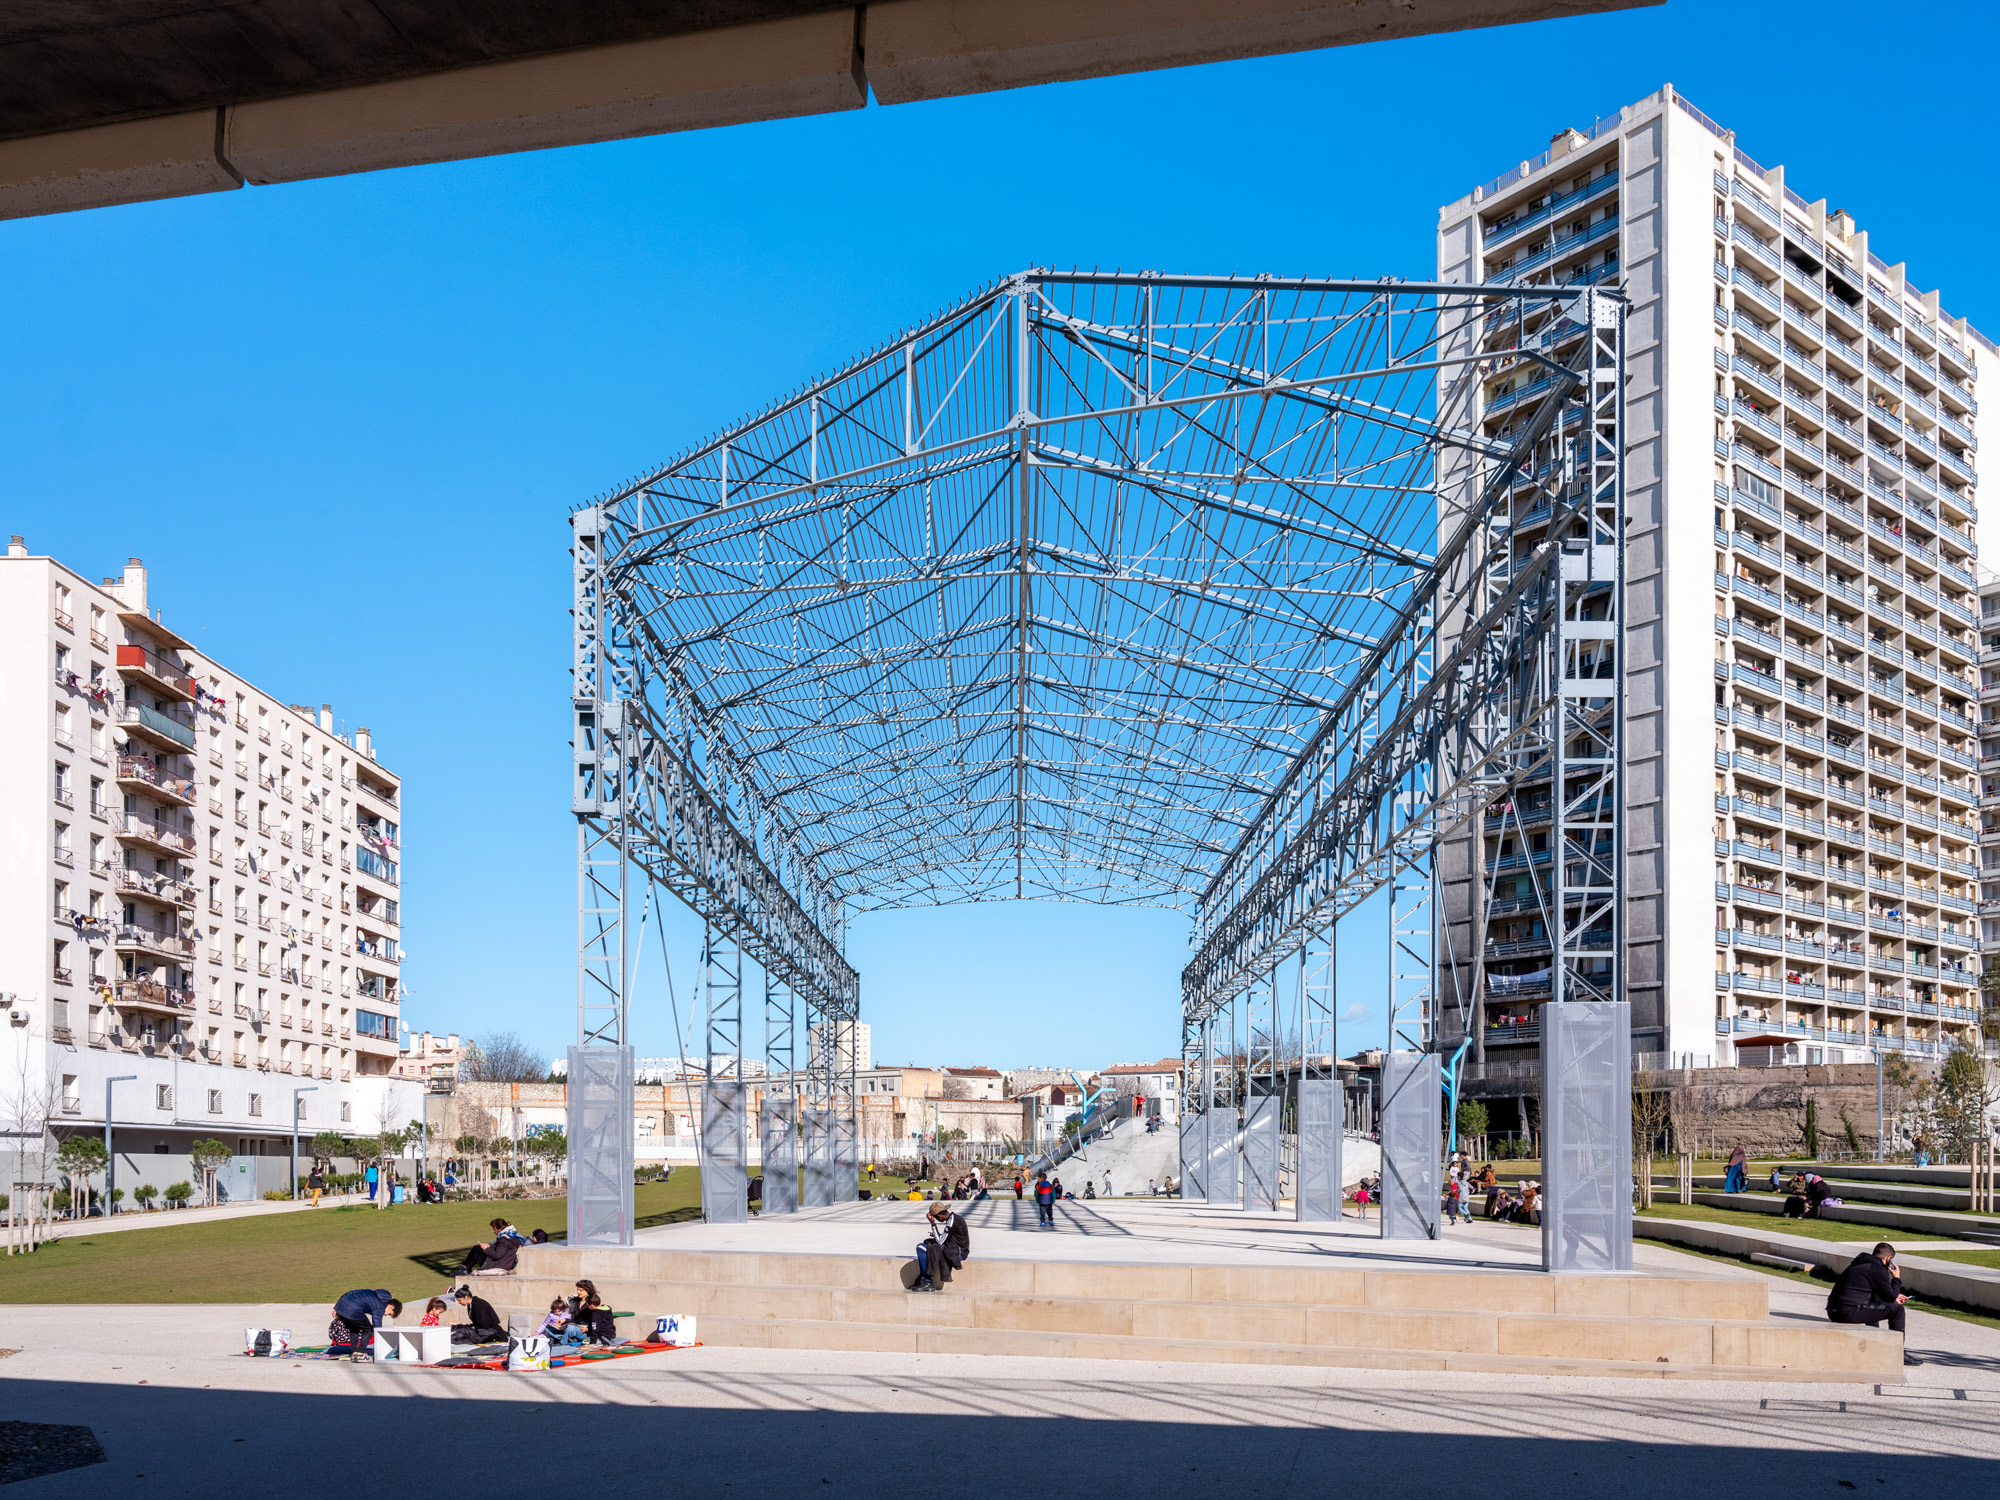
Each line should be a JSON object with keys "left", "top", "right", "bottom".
{"left": 104, "top": 1074, "right": 136, "bottom": 1216}
{"left": 292, "top": 1086, "right": 318, "bottom": 1197}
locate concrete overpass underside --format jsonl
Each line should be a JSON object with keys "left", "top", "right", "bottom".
{"left": 0, "top": 0, "right": 1652, "bottom": 219}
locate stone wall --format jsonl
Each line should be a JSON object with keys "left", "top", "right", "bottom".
{"left": 1465, "top": 1062, "right": 1920, "bottom": 1158}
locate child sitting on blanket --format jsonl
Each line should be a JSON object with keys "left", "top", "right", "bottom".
{"left": 540, "top": 1298, "right": 573, "bottom": 1340}
{"left": 421, "top": 1297, "right": 448, "bottom": 1328}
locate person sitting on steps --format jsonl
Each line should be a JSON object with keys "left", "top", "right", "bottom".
{"left": 912, "top": 1201, "right": 970, "bottom": 1291}
{"left": 453, "top": 1218, "right": 523, "bottom": 1276}
{"left": 1827, "top": 1241, "right": 1923, "bottom": 1367}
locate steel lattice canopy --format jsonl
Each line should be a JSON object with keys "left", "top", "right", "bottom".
{"left": 590, "top": 270, "right": 1541, "bottom": 914}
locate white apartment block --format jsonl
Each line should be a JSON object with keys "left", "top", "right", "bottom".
{"left": 1438, "top": 85, "right": 1994, "bottom": 1076}
{"left": 1, "top": 542, "right": 417, "bottom": 1193}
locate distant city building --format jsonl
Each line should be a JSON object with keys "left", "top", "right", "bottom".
{"left": 807, "top": 1019, "right": 871, "bottom": 1072}
{"left": 397, "top": 1029, "right": 465, "bottom": 1083}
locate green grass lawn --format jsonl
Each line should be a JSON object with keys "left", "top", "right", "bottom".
{"left": 0, "top": 1177, "right": 705, "bottom": 1306}
{"left": 1920, "top": 1247, "right": 2000, "bottom": 1269}
{"left": 1635, "top": 1201, "right": 1949, "bottom": 1242}
{"left": 0, "top": 1165, "right": 987, "bottom": 1305}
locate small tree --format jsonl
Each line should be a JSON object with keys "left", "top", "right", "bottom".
{"left": 134, "top": 1183, "right": 159, "bottom": 1210}
{"left": 56, "top": 1135, "right": 108, "bottom": 1219}
{"left": 164, "top": 1180, "right": 193, "bottom": 1207}
{"left": 1629, "top": 1070, "right": 1674, "bottom": 1209}
{"left": 1455, "top": 1098, "right": 1489, "bottom": 1154}
{"left": 190, "top": 1138, "right": 232, "bottom": 1206}
{"left": 1803, "top": 1096, "right": 1820, "bottom": 1160}
{"left": 311, "top": 1130, "right": 349, "bottom": 1171}
{"left": 1933, "top": 1048, "right": 1995, "bottom": 1163}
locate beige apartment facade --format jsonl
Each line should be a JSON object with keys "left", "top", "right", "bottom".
{"left": 0, "top": 542, "right": 417, "bottom": 1184}
{"left": 1438, "top": 85, "right": 1993, "bottom": 1075}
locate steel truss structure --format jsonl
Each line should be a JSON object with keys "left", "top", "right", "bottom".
{"left": 571, "top": 270, "right": 1625, "bottom": 1248}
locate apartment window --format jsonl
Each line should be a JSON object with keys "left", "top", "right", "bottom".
{"left": 155, "top": 1084, "right": 172, "bottom": 1109}
{"left": 54, "top": 879, "right": 68, "bottom": 917}
{"left": 340, "top": 1101, "right": 351, "bottom": 1123}
{"left": 61, "top": 1075, "right": 79, "bottom": 1113}
{"left": 248, "top": 1093, "right": 262, "bottom": 1117}
{"left": 295, "top": 1096, "right": 308, "bottom": 1122}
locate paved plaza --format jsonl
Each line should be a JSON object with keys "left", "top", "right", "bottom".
{"left": 4, "top": 1200, "right": 1996, "bottom": 1495}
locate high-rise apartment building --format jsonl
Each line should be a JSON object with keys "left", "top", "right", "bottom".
{"left": 1437, "top": 85, "right": 1993, "bottom": 1076}
{"left": 0, "top": 541, "right": 416, "bottom": 1190}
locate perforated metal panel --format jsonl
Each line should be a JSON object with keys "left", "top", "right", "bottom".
{"left": 802, "top": 1108, "right": 838, "bottom": 1207}
{"left": 1380, "top": 1050, "right": 1440, "bottom": 1241}
{"left": 1242, "top": 1090, "right": 1280, "bottom": 1212}
{"left": 760, "top": 1093, "right": 797, "bottom": 1216}
{"left": 1541, "top": 1000, "right": 1632, "bottom": 1272}
{"left": 701, "top": 1078, "right": 748, "bottom": 1225}
{"left": 1295, "top": 1078, "right": 1342, "bottom": 1222}
{"left": 1179, "top": 1113, "right": 1208, "bottom": 1203}
{"left": 1206, "top": 1112, "right": 1240, "bottom": 1209}
{"left": 566, "top": 1044, "right": 634, "bottom": 1247}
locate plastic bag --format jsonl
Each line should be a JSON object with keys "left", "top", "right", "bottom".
{"left": 507, "top": 1334, "right": 549, "bottom": 1372}
{"left": 244, "top": 1327, "right": 293, "bottom": 1357}
{"left": 654, "top": 1314, "right": 697, "bottom": 1347}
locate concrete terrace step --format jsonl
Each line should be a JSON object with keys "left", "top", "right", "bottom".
{"left": 476, "top": 1245, "right": 1901, "bottom": 1379}
{"left": 1683, "top": 1190, "right": 2000, "bottom": 1239}
{"left": 681, "top": 1313, "right": 1900, "bottom": 1382}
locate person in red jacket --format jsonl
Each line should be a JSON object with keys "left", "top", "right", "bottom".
{"left": 1012, "top": 1175, "right": 1024, "bottom": 1199}
{"left": 1033, "top": 1171, "right": 1056, "bottom": 1229}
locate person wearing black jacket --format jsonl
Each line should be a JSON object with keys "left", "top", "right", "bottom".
{"left": 1826, "top": 1242, "right": 1921, "bottom": 1365}
{"left": 330, "top": 1288, "right": 400, "bottom": 1360}
{"left": 913, "top": 1203, "right": 970, "bottom": 1291}
{"left": 450, "top": 1286, "right": 506, "bottom": 1345}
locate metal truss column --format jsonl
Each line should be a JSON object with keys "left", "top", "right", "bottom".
{"left": 1539, "top": 289, "right": 1628, "bottom": 1270}
{"left": 761, "top": 972, "right": 798, "bottom": 1216}
{"left": 1243, "top": 972, "right": 1281, "bottom": 1213}
{"left": 700, "top": 924, "right": 748, "bottom": 1225}
{"left": 831, "top": 1013, "right": 859, "bottom": 1201}
{"left": 569, "top": 501, "right": 636, "bottom": 1246}
{"left": 1178, "top": 1013, "right": 1210, "bottom": 1203}
{"left": 1295, "top": 925, "right": 1342, "bottom": 1222}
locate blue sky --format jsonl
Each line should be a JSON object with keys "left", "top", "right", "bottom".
{"left": 4, "top": 0, "right": 1994, "bottom": 1071}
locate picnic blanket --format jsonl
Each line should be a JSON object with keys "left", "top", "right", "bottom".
{"left": 281, "top": 1340, "right": 701, "bottom": 1371}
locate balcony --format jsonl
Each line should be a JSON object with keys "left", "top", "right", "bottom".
{"left": 112, "top": 979, "right": 196, "bottom": 1015}
{"left": 115, "top": 754, "right": 196, "bottom": 806}
{"left": 114, "top": 644, "right": 196, "bottom": 702}
{"left": 116, "top": 815, "right": 195, "bottom": 858}
{"left": 113, "top": 867, "right": 196, "bottom": 907}
{"left": 119, "top": 702, "right": 195, "bottom": 751}
{"left": 112, "top": 924, "right": 197, "bottom": 961}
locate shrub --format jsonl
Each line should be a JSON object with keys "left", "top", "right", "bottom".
{"left": 133, "top": 1184, "right": 158, "bottom": 1208}
{"left": 265, "top": 1189, "right": 292, "bottom": 1200}
{"left": 109, "top": 1187, "right": 124, "bottom": 1205}
{"left": 164, "top": 1181, "right": 193, "bottom": 1205}
{"left": 51, "top": 1190, "right": 71, "bottom": 1212}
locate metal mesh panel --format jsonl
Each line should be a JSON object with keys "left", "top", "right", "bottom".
{"left": 760, "top": 1093, "right": 798, "bottom": 1216}
{"left": 802, "top": 1109, "right": 838, "bottom": 1207}
{"left": 701, "top": 1078, "right": 748, "bottom": 1224}
{"left": 1541, "top": 1000, "right": 1632, "bottom": 1272}
{"left": 1241, "top": 1090, "right": 1280, "bottom": 1212}
{"left": 566, "top": 1044, "right": 634, "bottom": 1247}
{"left": 1179, "top": 1113, "right": 1207, "bottom": 1203}
{"left": 1205, "top": 1111, "right": 1239, "bottom": 1208}
{"left": 1380, "top": 1050, "right": 1440, "bottom": 1241}
{"left": 1295, "top": 1078, "right": 1342, "bottom": 1222}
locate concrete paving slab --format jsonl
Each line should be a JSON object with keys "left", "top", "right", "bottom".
{"left": 0, "top": 1300, "right": 1995, "bottom": 1499}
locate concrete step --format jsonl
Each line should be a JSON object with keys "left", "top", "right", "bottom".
{"left": 662, "top": 1312, "right": 1901, "bottom": 1381}
{"left": 1685, "top": 1190, "right": 2000, "bottom": 1239}
{"left": 465, "top": 1245, "right": 1898, "bottom": 1378}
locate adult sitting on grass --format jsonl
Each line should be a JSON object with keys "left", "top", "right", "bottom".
{"left": 1826, "top": 1241, "right": 1921, "bottom": 1367}
{"left": 450, "top": 1285, "right": 507, "bottom": 1345}
{"left": 453, "top": 1218, "right": 524, "bottom": 1275}
{"left": 330, "top": 1288, "right": 401, "bottom": 1362}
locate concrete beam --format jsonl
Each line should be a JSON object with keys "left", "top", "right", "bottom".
{"left": 863, "top": 0, "right": 1655, "bottom": 104}
{"left": 0, "top": 1, "right": 1652, "bottom": 221}
{"left": 224, "top": 12, "right": 865, "bottom": 186}
{"left": 0, "top": 110, "right": 240, "bottom": 220}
